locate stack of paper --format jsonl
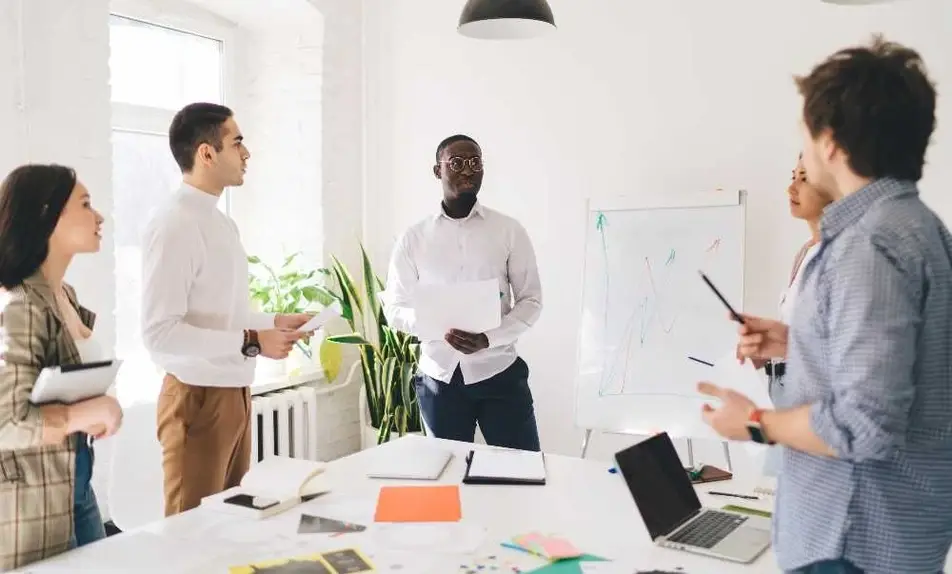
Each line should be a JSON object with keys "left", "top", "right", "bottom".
{"left": 505, "top": 532, "right": 609, "bottom": 574}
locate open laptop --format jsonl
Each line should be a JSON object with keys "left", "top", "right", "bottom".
{"left": 614, "top": 432, "right": 771, "bottom": 563}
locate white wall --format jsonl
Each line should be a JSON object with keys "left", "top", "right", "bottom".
{"left": 227, "top": 9, "right": 325, "bottom": 270}
{"left": 0, "top": 0, "right": 116, "bottom": 351}
{"left": 362, "top": 0, "right": 952, "bottom": 465}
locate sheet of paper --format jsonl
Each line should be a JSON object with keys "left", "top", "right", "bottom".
{"left": 298, "top": 514, "right": 366, "bottom": 534}
{"left": 707, "top": 350, "right": 773, "bottom": 409}
{"left": 298, "top": 300, "right": 342, "bottom": 332}
{"left": 468, "top": 449, "right": 546, "bottom": 481}
{"left": 412, "top": 279, "right": 501, "bottom": 341}
{"left": 371, "top": 522, "right": 486, "bottom": 554}
{"left": 373, "top": 485, "right": 462, "bottom": 522}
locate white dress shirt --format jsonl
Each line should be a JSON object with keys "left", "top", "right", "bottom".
{"left": 140, "top": 184, "right": 274, "bottom": 388}
{"left": 778, "top": 242, "right": 820, "bottom": 324}
{"left": 383, "top": 201, "right": 542, "bottom": 384}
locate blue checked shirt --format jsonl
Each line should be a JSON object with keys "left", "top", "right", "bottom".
{"left": 775, "top": 178, "right": 952, "bottom": 573}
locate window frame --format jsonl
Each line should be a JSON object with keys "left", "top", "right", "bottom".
{"left": 109, "top": 1, "right": 239, "bottom": 213}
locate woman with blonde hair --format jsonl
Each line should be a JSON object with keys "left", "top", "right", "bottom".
{"left": 749, "top": 154, "right": 832, "bottom": 475}
{"left": 0, "top": 164, "right": 123, "bottom": 570}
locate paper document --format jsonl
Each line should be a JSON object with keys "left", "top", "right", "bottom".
{"left": 298, "top": 300, "right": 342, "bottom": 332}
{"left": 707, "top": 350, "right": 773, "bottom": 409}
{"left": 411, "top": 279, "right": 501, "bottom": 341}
{"left": 468, "top": 449, "right": 546, "bottom": 481}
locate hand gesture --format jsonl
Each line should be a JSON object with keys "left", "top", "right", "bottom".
{"left": 735, "top": 344, "right": 768, "bottom": 369}
{"left": 734, "top": 314, "right": 788, "bottom": 361}
{"left": 258, "top": 329, "right": 303, "bottom": 360}
{"left": 697, "top": 381, "right": 756, "bottom": 441}
{"left": 68, "top": 395, "right": 123, "bottom": 439}
{"left": 445, "top": 329, "right": 489, "bottom": 354}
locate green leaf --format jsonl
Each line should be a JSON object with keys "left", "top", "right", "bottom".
{"left": 327, "top": 334, "right": 371, "bottom": 346}
{"left": 247, "top": 255, "right": 261, "bottom": 264}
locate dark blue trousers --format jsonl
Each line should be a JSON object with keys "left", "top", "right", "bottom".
{"left": 414, "top": 357, "right": 541, "bottom": 451}
{"left": 787, "top": 560, "right": 864, "bottom": 574}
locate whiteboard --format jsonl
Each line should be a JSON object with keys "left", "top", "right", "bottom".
{"left": 573, "top": 190, "right": 746, "bottom": 440}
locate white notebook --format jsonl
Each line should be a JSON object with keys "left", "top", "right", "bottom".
{"left": 202, "top": 456, "right": 328, "bottom": 518}
{"left": 466, "top": 449, "right": 546, "bottom": 482}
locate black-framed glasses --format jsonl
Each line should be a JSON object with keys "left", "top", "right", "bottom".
{"left": 441, "top": 156, "right": 483, "bottom": 173}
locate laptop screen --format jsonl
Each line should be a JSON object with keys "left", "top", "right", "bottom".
{"left": 614, "top": 432, "right": 702, "bottom": 540}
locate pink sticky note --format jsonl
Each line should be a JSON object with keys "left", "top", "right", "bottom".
{"left": 537, "top": 537, "right": 581, "bottom": 559}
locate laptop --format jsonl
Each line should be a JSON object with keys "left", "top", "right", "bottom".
{"left": 614, "top": 432, "right": 771, "bottom": 563}
{"left": 366, "top": 443, "right": 453, "bottom": 480}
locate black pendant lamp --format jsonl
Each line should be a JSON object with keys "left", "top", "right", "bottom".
{"left": 458, "top": 0, "right": 556, "bottom": 40}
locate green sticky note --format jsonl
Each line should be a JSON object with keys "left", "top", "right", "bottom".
{"left": 723, "top": 504, "right": 772, "bottom": 518}
{"left": 523, "top": 554, "right": 607, "bottom": 573}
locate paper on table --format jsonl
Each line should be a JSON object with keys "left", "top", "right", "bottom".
{"left": 468, "top": 449, "right": 546, "bottom": 481}
{"left": 371, "top": 522, "right": 486, "bottom": 553}
{"left": 412, "top": 279, "right": 501, "bottom": 341}
{"left": 298, "top": 300, "right": 342, "bottom": 332}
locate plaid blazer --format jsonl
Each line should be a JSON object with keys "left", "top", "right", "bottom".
{"left": 0, "top": 272, "right": 95, "bottom": 571}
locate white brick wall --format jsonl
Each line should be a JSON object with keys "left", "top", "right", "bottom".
{"left": 0, "top": 0, "right": 116, "bottom": 351}
{"left": 230, "top": 20, "right": 325, "bottom": 271}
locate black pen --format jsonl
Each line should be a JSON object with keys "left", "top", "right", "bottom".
{"left": 688, "top": 356, "right": 714, "bottom": 367}
{"left": 708, "top": 491, "right": 758, "bottom": 500}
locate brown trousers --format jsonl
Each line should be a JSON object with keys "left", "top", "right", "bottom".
{"left": 156, "top": 374, "right": 252, "bottom": 516}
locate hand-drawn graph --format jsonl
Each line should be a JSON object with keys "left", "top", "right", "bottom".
{"left": 574, "top": 192, "right": 746, "bottom": 439}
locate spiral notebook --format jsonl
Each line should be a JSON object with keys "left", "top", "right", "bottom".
{"left": 462, "top": 449, "right": 546, "bottom": 485}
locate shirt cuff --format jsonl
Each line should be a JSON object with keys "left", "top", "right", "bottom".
{"left": 249, "top": 312, "right": 276, "bottom": 330}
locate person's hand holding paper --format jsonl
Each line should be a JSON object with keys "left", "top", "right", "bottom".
{"left": 411, "top": 279, "right": 501, "bottom": 351}
{"left": 696, "top": 350, "right": 773, "bottom": 441}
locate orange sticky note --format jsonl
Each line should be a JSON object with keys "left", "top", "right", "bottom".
{"left": 373, "top": 485, "right": 462, "bottom": 522}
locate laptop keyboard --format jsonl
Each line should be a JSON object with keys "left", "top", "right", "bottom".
{"left": 668, "top": 510, "right": 747, "bottom": 549}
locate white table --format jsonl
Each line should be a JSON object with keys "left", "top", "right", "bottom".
{"left": 15, "top": 435, "right": 783, "bottom": 573}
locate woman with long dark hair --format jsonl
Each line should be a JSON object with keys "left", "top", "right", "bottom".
{"left": 0, "top": 164, "right": 123, "bottom": 570}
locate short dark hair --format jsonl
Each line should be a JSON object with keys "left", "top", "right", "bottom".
{"left": 0, "top": 164, "right": 77, "bottom": 288}
{"left": 795, "top": 34, "right": 936, "bottom": 182}
{"left": 169, "top": 102, "right": 233, "bottom": 172}
{"left": 435, "top": 134, "right": 479, "bottom": 163}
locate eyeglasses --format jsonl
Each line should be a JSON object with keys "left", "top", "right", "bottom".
{"left": 441, "top": 156, "right": 483, "bottom": 173}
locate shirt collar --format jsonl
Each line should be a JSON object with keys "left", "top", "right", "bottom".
{"left": 179, "top": 182, "right": 223, "bottom": 210}
{"left": 437, "top": 200, "right": 484, "bottom": 222}
{"left": 820, "top": 177, "right": 918, "bottom": 240}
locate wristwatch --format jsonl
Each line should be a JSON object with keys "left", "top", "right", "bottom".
{"left": 241, "top": 329, "right": 261, "bottom": 358}
{"left": 746, "top": 409, "right": 775, "bottom": 445}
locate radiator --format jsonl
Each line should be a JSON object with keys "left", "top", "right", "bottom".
{"left": 250, "top": 386, "right": 320, "bottom": 464}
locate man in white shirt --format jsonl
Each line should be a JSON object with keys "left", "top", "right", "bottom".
{"left": 141, "top": 103, "right": 310, "bottom": 516}
{"left": 383, "top": 134, "right": 543, "bottom": 451}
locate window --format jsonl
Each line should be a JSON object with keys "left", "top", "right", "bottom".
{"left": 109, "top": 14, "right": 229, "bottom": 405}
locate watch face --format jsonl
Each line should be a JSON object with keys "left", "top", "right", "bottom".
{"left": 747, "top": 424, "right": 767, "bottom": 444}
{"left": 245, "top": 345, "right": 260, "bottom": 357}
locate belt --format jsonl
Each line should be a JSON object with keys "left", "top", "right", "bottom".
{"left": 765, "top": 360, "right": 785, "bottom": 378}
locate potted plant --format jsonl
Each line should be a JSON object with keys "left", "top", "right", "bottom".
{"left": 322, "top": 245, "right": 425, "bottom": 446}
{"left": 247, "top": 252, "right": 342, "bottom": 380}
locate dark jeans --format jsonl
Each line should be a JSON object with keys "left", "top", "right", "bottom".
{"left": 69, "top": 434, "right": 106, "bottom": 549}
{"left": 787, "top": 559, "right": 864, "bottom": 574}
{"left": 414, "top": 357, "right": 541, "bottom": 451}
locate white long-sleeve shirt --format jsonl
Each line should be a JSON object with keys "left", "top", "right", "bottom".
{"left": 383, "top": 201, "right": 542, "bottom": 384}
{"left": 140, "top": 184, "right": 274, "bottom": 388}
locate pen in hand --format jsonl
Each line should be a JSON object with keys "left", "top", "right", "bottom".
{"left": 708, "top": 491, "right": 759, "bottom": 500}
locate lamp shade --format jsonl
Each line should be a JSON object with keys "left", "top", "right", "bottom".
{"left": 458, "top": 0, "right": 556, "bottom": 40}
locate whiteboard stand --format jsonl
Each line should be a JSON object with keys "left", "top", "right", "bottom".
{"left": 581, "top": 428, "right": 593, "bottom": 458}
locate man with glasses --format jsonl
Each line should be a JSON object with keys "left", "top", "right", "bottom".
{"left": 382, "top": 134, "right": 543, "bottom": 451}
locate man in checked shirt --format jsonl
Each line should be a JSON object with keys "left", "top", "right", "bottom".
{"left": 699, "top": 36, "right": 952, "bottom": 574}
